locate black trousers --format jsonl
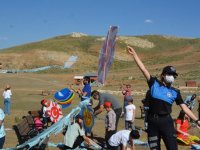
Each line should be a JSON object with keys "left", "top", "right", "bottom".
{"left": 0, "top": 136, "right": 5, "bottom": 149}
{"left": 147, "top": 114, "right": 177, "bottom": 150}
{"left": 198, "top": 109, "right": 200, "bottom": 120}
{"left": 107, "top": 144, "right": 122, "bottom": 150}
{"left": 105, "top": 130, "right": 116, "bottom": 148}
{"left": 198, "top": 104, "right": 200, "bottom": 120}
{"left": 63, "top": 136, "right": 84, "bottom": 149}
{"left": 114, "top": 108, "right": 122, "bottom": 131}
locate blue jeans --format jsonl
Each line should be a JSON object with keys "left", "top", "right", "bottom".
{"left": 4, "top": 98, "right": 10, "bottom": 115}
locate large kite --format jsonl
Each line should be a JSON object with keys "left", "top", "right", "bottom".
{"left": 9, "top": 100, "right": 101, "bottom": 150}
{"left": 54, "top": 88, "right": 75, "bottom": 109}
{"left": 82, "top": 106, "right": 94, "bottom": 134}
{"left": 98, "top": 26, "right": 118, "bottom": 85}
{"left": 45, "top": 101, "right": 63, "bottom": 123}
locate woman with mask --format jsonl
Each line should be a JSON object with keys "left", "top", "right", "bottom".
{"left": 127, "top": 46, "right": 200, "bottom": 150}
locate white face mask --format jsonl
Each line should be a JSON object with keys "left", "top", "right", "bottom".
{"left": 164, "top": 75, "right": 174, "bottom": 84}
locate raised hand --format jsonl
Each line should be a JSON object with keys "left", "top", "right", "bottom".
{"left": 127, "top": 46, "right": 137, "bottom": 55}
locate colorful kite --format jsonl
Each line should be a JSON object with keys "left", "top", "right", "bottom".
{"left": 45, "top": 101, "right": 63, "bottom": 123}
{"left": 98, "top": 26, "right": 118, "bottom": 85}
{"left": 54, "top": 88, "right": 75, "bottom": 109}
{"left": 14, "top": 100, "right": 96, "bottom": 150}
{"left": 82, "top": 106, "right": 94, "bottom": 133}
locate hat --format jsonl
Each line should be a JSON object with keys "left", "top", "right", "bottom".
{"left": 126, "top": 96, "right": 133, "bottom": 102}
{"left": 162, "top": 66, "right": 178, "bottom": 76}
{"left": 75, "top": 114, "right": 83, "bottom": 120}
{"left": 54, "top": 88, "right": 73, "bottom": 101}
{"left": 104, "top": 102, "right": 112, "bottom": 108}
{"left": 41, "top": 99, "right": 48, "bottom": 105}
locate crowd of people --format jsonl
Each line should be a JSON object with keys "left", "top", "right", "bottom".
{"left": 127, "top": 46, "right": 200, "bottom": 150}
{"left": 63, "top": 52, "right": 200, "bottom": 150}
{"left": 0, "top": 46, "right": 200, "bottom": 150}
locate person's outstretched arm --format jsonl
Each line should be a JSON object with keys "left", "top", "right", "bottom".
{"left": 94, "top": 105, "right": 104, "bottom": 116}
{"left": 180, "top": 103, "right": 200, "bottom": 126}
{"left": 127, "top": 46, "right": 151, "bottom": 81}
{"left": 83, "top": 135, "right": 91, "bottom": 145}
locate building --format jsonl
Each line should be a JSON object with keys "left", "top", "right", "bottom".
{"left": 73, "top": 73, "right": 98, "bottom": 86}
{"left": 185, "top": 81, "right": 197, "bottom": 87}
{"left": 84, "top": 73, "right": 98, "bottom": 84}
{"left": 73, "top": 75, "right": 84, "bottom": 85}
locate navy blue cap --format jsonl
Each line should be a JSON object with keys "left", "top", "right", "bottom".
{"left": 162, "top": 66, "right": 178, "bottom": 76}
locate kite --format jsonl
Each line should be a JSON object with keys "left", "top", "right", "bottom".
{"left": 10, "top": 100, "right": 94, "bottom": 150}
{"left": 82, "top": 106, "right": 94, "bottom": 134}
{"left": 45, "top": 101, "right": 63, "bottom": 123}
{"left": 177, "top": 136, "right": 200, "bottom": 145}
{"left": 63, "top": 55, "right": 78, "bottom": 69}
{"left": 98, "top": 26, "right": 118, "bottom": 85}
{"left": 54, "top": 88, "right": 75, "bottom": 109}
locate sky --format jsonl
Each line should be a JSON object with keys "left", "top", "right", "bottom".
{"left": 0, "top": 0, "right": 200, "bottom": 49}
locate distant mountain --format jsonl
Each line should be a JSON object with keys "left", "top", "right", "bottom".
{"left": 0, "top": 34, "right": 200, "bottom": 83}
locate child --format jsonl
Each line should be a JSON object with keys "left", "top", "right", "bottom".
{"left": 104, "top": 101, "right": 116, "bottom": 148}
{"left": 34, "top": 117, "right": 44, "bottom": 132}
{"left": 121, "top": 84, "right": 132, "bottom": 116}
{"left": 108, "top": 129, "right": 140, "bottom": 150}
{"left": 40, "top": 99, "right": 51, "bottom": 126}
{"left": 125, "top": 96, "right": 136, "bottom": 130}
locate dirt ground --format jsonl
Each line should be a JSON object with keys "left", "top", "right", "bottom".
{"left": 0, "top": 73, "right": 199, "bottom": 150}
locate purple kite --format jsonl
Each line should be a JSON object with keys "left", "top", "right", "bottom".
{"left": 98, "top": 26, "right": 118, "bottom": 85}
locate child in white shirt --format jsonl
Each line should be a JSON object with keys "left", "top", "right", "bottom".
{"left": 125, "top": 96, "right": 136, "bottom": 130}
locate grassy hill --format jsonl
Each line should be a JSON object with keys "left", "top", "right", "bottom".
{"left": 0, "top": 34, "right": 200, "bottom": 149}
{"left": 1, "top": 34, "right": 200, "bottom": 87}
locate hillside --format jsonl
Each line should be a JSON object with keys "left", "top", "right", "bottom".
{"left": 0, "top": 34, "right": 200, "bottom": 87}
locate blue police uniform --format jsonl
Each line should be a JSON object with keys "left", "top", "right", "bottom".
{"left": 147, "top": 76, "right": 184, "bottom": 150}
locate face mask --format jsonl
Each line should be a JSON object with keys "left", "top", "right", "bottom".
{"left": 164, "top": 75, "right": 174, "bottom": 84}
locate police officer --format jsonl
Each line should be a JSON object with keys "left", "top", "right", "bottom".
{"left": 127, "top": 46, "right": 200, "bottom": 150}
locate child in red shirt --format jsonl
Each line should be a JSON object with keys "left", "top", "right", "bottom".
{"left": 121, "top": 84, "right": 132, "bottom": 116}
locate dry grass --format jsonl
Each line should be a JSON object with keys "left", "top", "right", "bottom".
{"left": 0, "top": 50, "right": 73, "bottom": 69}
{"left": 118, "top": 36, "right": 155, "bottom": 48}
{"left": 0, "top": 73, "right": 199, "bottom": 149}
{"left": 0, "top": 35, "right": 199, "bottom": 149}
